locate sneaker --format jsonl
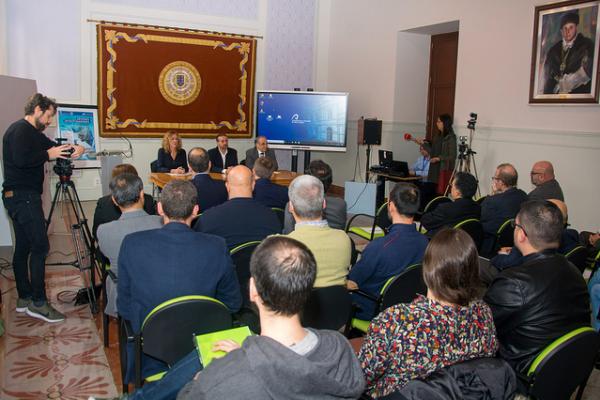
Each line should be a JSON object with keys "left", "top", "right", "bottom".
{"left": 26, "top": 302, "right": 66, "bottom": 323}
{"left": 16, "top": 298, "right": 31, "bottom": 313}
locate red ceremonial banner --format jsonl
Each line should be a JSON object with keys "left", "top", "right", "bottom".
{"left": 97, "top": 24, "right": 256, "bottom": 138}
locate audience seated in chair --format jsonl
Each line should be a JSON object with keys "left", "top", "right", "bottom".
{"left": 284, "top": 159, "right": 347, "bottom": 233}
{"left": 92, "top": 163, "right": 156, "bottom": 239}
{"left": 194, "top": 165, "right": 281, "bottom": 249}
{"left": 483, "top": 200, "right": 589, "bottom": 381}
{"left": 528, "top": 160, "right": 564, "bottom": 201}
{"left": 97, "top": 174, "right": 162, "bottom": 318}
{"left": 358, "top": 228, "right": 498, "bottom": 398}
{"left": 207, "top": 133, "right": 238, "bottom": 173}
{"left": 490, "top": 199, "right": 580, "bottom": 271}
{"left": 347, "top": 182, "right": 428, "bottom": 319}
{"left": 102, "top": 236, "right": 365, "bottom": 400}
{"left": 420, "top": 171, "right": 480, "bottom": 237}
{"left": 252, "top": 157, "right": 288, "bottom": 209}
{"left": 188, "top": 147, "right": 227, "bottom": 213}
{"left": 117, "top": 180, "right": 242, "bottom": 384}
{"left": 286, "top": 174, "right": 352, "bottom": 288}
{"left": 480, "top": 163, "right": 528, "bottom": 257}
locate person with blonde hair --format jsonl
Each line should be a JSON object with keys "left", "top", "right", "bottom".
{"left": 157, "top": 130, "right": 188, "bottom": 174}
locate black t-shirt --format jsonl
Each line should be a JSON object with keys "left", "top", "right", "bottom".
{"left": 2, "top": 118, "right": 57, "bottom": 194}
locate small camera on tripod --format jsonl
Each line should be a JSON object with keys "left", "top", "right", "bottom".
{"left": 467, "top": 112, "right": 478, "bottom": 130}
{"left": 53, "top": 138, "right": 75, "bottom": 178}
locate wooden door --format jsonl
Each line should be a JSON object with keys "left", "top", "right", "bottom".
{"left": 426, "top": 32, "right": 459, "bottom": 139}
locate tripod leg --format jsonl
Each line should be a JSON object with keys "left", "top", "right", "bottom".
{"left": 46, "top": 182, "right": 63, "bottom": 231}
{"left": 469, "top": 153, "right": 481, "bottom": 198}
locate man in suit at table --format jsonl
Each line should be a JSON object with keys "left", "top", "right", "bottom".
{"left": 208, "top": 133, "right": 238, "bottom": 172}
{"left": 188, "top": 147, "right": 228, "bottom": 213}
{"left": 118, "top": 180, "right": 242, "bottom": 382}
{"left": 253, "top": 157, "right": 288, "bottom": 209}
{"left": 97, "top": 173, "right": 162, "bottom": 318}
{"left": 195, "top": 165, "right": 281, "bottom": 249}
{"left": 245, "top": 135, "right": 278, "bottom": 170}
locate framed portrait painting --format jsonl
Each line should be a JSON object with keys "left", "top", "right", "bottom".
{"left": 529, "top": 0, "right": 600, "bottom": 103}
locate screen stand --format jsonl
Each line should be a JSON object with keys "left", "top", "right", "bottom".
{"left": 303, "top": 150, "right": 311, "bottom": 173}
{"left": 365, "top": 144, "right": 371, "bottom": 182}
{"left": 291, "top": 149, "right": 299, "bottom": 172}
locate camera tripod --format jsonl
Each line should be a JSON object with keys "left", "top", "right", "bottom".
{"left": 46, "top": 175, "right": 99, "bottom": 314}
{"left": 444, "top": 128, "right": 481, "bottom": 198}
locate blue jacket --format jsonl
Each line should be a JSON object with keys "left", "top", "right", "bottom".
{"left": 117, "top": 222, "right": 242, "bottom": 333}
{"left": 348, "top": 223, "right": 429, "bottom": 319}
{"left": 480, "top": 187, "right": 528, "bottom": 256}
{"left": 253, "top": 178, "right": 289, "bottom": 209}
{"left": 195, "top": 197, "right": 282, "bottom": 249}
{"left": 191, "top": 173, "right": 228, "bottom": 213}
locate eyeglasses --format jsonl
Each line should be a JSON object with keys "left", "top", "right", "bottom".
{"left": 530, "top": 171, "right": 543, "bottom": 176}
{"left": 491, "top": 176, "right": 501, "bottom": 181}
{"left": 510, "top": 219, "right": 527, "bottom": 236}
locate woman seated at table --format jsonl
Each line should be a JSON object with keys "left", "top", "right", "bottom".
{"left": 358, "top": 228, "right": 498, "bottom": 398}
{"left": 156, "top": 130, "right": 188, "bottom": 174}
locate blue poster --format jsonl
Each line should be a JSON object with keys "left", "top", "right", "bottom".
{"left": 57, "top": 108, "right": 98, "bottom": 162}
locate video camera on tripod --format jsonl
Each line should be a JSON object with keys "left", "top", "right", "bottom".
{"left": 53, "top": 138, "right": 75, "bottom": 179}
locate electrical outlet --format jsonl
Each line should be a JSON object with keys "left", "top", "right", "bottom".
{"left": 94, "top": 177, "right": 101, "bottom": 186}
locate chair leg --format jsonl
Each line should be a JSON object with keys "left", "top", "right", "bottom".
{"left": 118, "top": 317, "right": 129, "bottom": 394}
{"left": 103, "top": 313, "right": 109, "bottom": 347}
{"left": 135, "top": 335, "right": 143, "bottom": 388}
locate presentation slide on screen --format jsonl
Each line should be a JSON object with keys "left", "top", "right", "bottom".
{"left": 256, "top": 92, "right": 347, "bottom": 148}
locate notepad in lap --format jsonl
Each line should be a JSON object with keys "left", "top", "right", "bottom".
{"left": 195, "top": 326, "right": 252, "bottom": 366}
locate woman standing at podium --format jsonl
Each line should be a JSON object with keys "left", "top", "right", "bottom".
{"left": 156, "top": 130, "right": 188, "bottom": 174}
{"left": 417, "top": 114, "right": 456, "bottom": 195}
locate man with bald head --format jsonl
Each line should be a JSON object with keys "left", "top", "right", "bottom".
{"left": 194, "top": 165, "right": 281, "bottom": 249}
{"left": 188, "top": 147, "right": 227, "bottom": 212}
{"left": 480, "top": 163, "right": 528, "bottom": 256}
{"left": 528, "top": 161, "right": 564, "bottom": 201}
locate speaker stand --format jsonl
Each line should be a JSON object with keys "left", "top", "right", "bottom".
{"left": 365, "top": 144, "right": 372, "bottom": 182}
{"left": 303, "top": 150, "right": 311, "bottom": 172}
{"left": 291, "top": 149, "right": 298, "bottom": 172}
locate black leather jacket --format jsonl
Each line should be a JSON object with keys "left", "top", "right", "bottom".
{"left": 483, "top": 250, "right": 590, "bottom": 373}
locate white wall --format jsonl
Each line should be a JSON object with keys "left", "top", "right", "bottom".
{"left": 317, "top": 0, "right": 600, "bottom": 231}
{"left": 3, "top": 0, "right": 316, "bottom": 198}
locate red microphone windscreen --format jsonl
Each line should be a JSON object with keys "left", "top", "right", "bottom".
{"left": 404, "top": 133, "right": 412, "bottom": 141}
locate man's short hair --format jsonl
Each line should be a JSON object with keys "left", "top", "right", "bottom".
{"left": 307, "top": 160, "right": 333, "bottom": 192}
{"left": 288, "top": 175, "right": 324, "bottom": 220}
{"left": 24, "top": 93, "right": 57, "bottom": 115}
{"left": 250, "top": 236, "right": 317, "bottom": 316}
{"left": 389, "top": 183, "right": 420, "bottom": 217}
{"left": 188, "top": 147, "right": 210, "bottom": 173}
{"left": 253, "top": 157, "right": 275, "bottom": 179}
{"left": 561, "top": 12, "right": 579, "bottom": 27}
{"left": 496, "top": 163, "right": 518, "bottom": 187}
{"left": 216, "top": 133, "right": 228, "bottom": 141}
{"left": 111, "top": 163, "right": 139, "bottom": 178}
{"left": 160, "top": 180, "right": 198, "bottom": 220}
{"left": 423, "top": 228, "right": 482, "bottom": 306}
{"left": 453, "top": 172, "right": 478, "bottom": 199}
{"left": 110, "top": 173, "right": 143, "bottom": 208}
{"left": 517, "top": 200, "right": 563, "bottom": 250}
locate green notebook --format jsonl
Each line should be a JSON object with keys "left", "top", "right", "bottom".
{"left": 194, "top": 326, "right": 253, "bottom": 366}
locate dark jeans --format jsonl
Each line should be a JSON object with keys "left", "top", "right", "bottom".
{"left": 129, "top": 350, "right": 203, "bottom": 400}
{"left": 2, "top": 190, "right": 49, "bottom": 303}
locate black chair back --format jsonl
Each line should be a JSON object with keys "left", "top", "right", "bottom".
{"left": 150, "top": 160, "right": 159, "bottom": 173}
{"left": 374, "top": 203, "right": 392, "bottom": 234}
{"left": 423, "top": 196, "right": 451, "bottom": 214}
{"left": 379, "top": 264, "right": 426, "bottom": 311}
{"left": 302, "top": 285, "right": 352, "bottom": 331}
{"left": 141, "top": 296, "right": 233, "bottom": 366}
{"left": 527, "top": 327, "right": 599, "bottom": 400}
{"left": 496, "top": 219, "right": 515, "bottom": 249}
{"left": 454, "top": 219, "right": 484, "bottom": 251}
{"left": 231, "top": 241, "right": 262, "bottom": 307}
{"left": 565, "top": 246, "right": 588, "bottom": 274}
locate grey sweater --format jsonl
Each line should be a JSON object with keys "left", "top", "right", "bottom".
{"left": 177, "top": 329, "right": 365, "bottom": 400}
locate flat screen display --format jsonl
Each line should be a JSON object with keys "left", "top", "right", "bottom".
{"left": 255, "top": 90, "right": 348, "bottom": 152}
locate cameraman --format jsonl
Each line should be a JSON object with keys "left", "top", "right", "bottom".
{"left": 2, "top": 93, "right": 84, "bottom": 323}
